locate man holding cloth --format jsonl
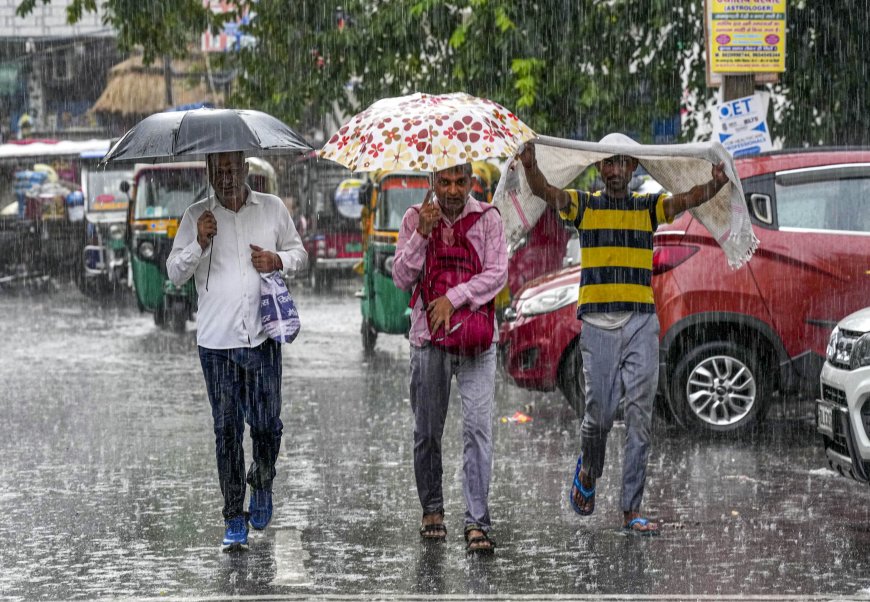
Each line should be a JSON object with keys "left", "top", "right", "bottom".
{"left": 519, "top": 137, "right": 728, "bottom": 535}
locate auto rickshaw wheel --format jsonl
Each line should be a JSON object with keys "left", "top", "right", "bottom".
{"left": 309, "top": 264, "right": 334, "bottom": 293}
{"left": 153, "top": 305, "right": 168, "bottom": 328}
{"left": 361, "top": 319, "right": 377, "bottom": 354}
{"left": 165, "top": 298, "right": 187, "bottom": 333}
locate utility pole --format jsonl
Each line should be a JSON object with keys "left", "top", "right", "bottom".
{"left": 721, "top": 74, "right": 754, "bottom": 103}
{"left": 163, "top": 55, "right": 174, "bottom": 108}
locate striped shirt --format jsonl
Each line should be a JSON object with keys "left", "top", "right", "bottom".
{"left": 560, "top": 189, "right": 671, "bottom": 316}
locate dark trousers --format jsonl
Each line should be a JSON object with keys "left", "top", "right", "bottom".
{"left": 198, "top": 338, "right": 283, "bottom": 520}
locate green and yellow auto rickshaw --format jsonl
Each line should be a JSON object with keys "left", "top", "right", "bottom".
{"left": 126, "top": 158, "right": 278, "bottom": 331}
{"left": 359, "top": 170, "right": 431, "bottom": 352}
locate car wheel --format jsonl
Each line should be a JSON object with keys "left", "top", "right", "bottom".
{"left": 669, "top": 341, "right": 768, "bottom": 434}
{"left": 558, "top": 344, "right": 586, "bottom": 420}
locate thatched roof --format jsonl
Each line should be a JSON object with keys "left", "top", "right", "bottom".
{"left": 92, "top": 53, "right": 224, "bottom": 118}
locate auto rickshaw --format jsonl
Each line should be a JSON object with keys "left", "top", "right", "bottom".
{"left": 78, "top": 156, "right": 133, "bottom": 297}
{"left": 359, "top": 170, "right": 430, "bottom": 352}
{"left": 305, "top": 176, "right": 366, "bottom": 291}
{"left": 125, "top": 158, "right": 278, "bottom": 332}
{"left": 470, "top": 160, "right": 501, "bottom": 204}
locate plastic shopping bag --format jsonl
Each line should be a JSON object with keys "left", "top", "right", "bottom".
{"left": 259, "top": 271, "right": 301, "bottom": 344}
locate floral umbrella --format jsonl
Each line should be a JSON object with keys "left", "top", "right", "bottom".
{"left": 319, "top": 92, "right": 536, "bottom": 172}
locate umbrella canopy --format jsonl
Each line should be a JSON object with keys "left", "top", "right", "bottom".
{"left": 319, "top": 92, "right": 536, "bottom": 173}
{"left": 102, "top": 108, "right": 312, "bottom": 163}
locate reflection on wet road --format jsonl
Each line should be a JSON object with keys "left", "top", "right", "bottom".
{"left": 1, "top": 281, "right": 869, "bottom": 600}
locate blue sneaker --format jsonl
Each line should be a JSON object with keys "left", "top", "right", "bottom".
{"left": 249, "top": 489, "right": 273, "bottom": 530}
{"left": 222, "top": 516, "right": 249, "bottom": 551}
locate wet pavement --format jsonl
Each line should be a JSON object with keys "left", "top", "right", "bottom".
{"left": 1, "top": 279, "right": 870, "bottom": 600}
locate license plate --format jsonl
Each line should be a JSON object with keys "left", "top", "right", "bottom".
{"left": 816, "top": 402, "right": 833, "bottom": 437}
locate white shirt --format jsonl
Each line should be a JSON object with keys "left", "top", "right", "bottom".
{"left": 167, "top": 188, "right": 308, "bottom": 349}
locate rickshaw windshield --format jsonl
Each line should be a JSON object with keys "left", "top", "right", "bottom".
{"left": 134, "top": 168, "right": 207, "bottom": 219}
{"left": 376, "top": 177, "right": 429, "bottom": 231}
{"left": 86, "top": 169, "right": 131, "bottom": 212}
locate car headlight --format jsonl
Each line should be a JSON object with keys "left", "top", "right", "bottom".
{"left": 826, "top": 326, "right": 840, "bottom": 363}
{"left": 109, "top": 223, "right": 125, "bottom": 240}
{"left": 138, "top": 240, "right": 155, "bottom": 260}
{"left": 518, "top": 284, "right": 578, "bottom": 317}
{"left": 852, "top": 333, "right": 870, "bottom": 370}
{"left": 382, "top": 255, "right": 395, "bottom": 276}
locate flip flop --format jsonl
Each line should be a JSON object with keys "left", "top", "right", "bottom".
{"left": 622, "top": 517, "right": 659, "bottom": 537}
{"left": 464, "top": 526, "right": 496, "bottom": 555}
{"left": 569, "top": 455, "right": 595, "bottom": 516}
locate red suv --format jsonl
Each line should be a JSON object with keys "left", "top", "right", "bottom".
{"left": 499, "top": 148, "right": 870, "bottom": 434}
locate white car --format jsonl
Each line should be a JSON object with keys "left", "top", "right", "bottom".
{"left": 817, "top": 307, "right": 870, "bottom": 483}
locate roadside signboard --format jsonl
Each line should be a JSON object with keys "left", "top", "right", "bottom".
{"left": 704, "top": 0, "right": 786, "bottom": 85}
{"left": 713, "top": 92, "right": 773, "bottom": 157}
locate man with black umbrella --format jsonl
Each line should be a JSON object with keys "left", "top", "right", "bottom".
{"left": 167, "top": 150, "right": 307, "bottom": 552}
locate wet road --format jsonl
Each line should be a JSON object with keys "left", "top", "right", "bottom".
{"left": 1, "top": 279, "right": 869, "bottom": 600}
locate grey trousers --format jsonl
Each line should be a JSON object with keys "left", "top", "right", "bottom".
{"left": 579, "top": 313, "right": 659, "bottom": 513}
{"left": 409, "top": 343, "right": 496, "bottom": 531}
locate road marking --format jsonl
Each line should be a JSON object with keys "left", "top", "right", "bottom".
{"left": 270, "top": 528, "right": 313, "bottom": 587}
{"left": 119, "top": 594, "right": 869, "bottom": 601}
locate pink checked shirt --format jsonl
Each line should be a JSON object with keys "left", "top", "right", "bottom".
{"left": 392, "top": 195, "right": 508, "bottom": 348}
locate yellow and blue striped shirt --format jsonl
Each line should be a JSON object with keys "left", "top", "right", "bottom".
{"left": 560, "top": 189, "right": 671, "bottom": 315}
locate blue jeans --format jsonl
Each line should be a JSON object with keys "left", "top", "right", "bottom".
{"left": 198, "top": 338, "right": 283, "bottom": 520}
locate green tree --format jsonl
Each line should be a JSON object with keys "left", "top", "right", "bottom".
{"left": 16, "top": 0, "right": 870, "bottom": 147}
{"left": 770, "top": 0, "right": 870, "bottom": 146}
{"left": 230, "top": 0, "right": 696, "bottom": 143}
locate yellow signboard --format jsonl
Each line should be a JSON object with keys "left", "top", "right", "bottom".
{"left": 707, "top": 0, "right": 786, "bottom": 74}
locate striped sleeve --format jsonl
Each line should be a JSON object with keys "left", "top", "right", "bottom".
{"left": 654, "top": 193, "right": 672, "bottom": 228}
{"left": 559, "top": 190, "right": 585, "bottom": 228}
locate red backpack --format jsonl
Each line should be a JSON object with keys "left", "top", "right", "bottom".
{"left": 410, "top": 204, "right": 498, "bottom": 356}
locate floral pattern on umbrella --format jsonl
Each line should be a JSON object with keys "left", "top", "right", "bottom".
{"left": 320, "top": 92, "right": 536, "bottom": 172}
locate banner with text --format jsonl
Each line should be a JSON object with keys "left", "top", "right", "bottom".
{"left": 713, "top": 92, "right": 773, "bottom": 157}
{"left": 708, "top": 0, "right": 786, "bottom": 74}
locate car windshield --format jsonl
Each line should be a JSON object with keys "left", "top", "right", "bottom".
{"left": 134, "top": 168, "right": 207, "bottom": 219}
{"left": 376, "top": 177, "right": 429, "bottom": 231}
{"left": 85, "top": 169, "right": 131, "bottom": 212}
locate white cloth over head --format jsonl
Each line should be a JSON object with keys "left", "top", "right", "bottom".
{"left": 492, "top": 134, "right": 759, "bottom": 269}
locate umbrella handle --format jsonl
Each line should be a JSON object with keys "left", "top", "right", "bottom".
{"left": 205, "top": 233, "right": 215, "bottom": 291}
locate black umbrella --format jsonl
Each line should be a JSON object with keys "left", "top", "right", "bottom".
{"left": 102, "top": 107, "right": 312, "bottom": 163}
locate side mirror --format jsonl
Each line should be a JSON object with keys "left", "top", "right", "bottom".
{"left": 360, "top": 182, "right": 373, "bottom": 205}
{"left": 120, "top": 180, "right": 130, "bottom": 197}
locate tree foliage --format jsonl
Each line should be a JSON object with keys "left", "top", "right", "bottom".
{"left": 15, "top": 0, "right": 870, "bottom": 147}
{"left": 230, "top": 0, "right": 699, "bottom": 143}
{"left": 771, "top": 0, "right": 870, "bottom": 146}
